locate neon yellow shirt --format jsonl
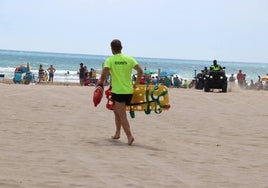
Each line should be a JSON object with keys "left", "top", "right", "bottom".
{"left": 104, "top": 53, "right": 138, "bottom": 94}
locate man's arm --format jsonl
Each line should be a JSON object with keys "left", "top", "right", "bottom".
{"left": 133, "top": 64, "right": 143, "bottom": 85}
{"left": 98, "top": 67, "right": 110, "bottom": 86}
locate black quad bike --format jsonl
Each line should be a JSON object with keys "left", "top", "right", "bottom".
{"left": 203, "top": 70, "right": 228, "bottom": 92}
{"left": 195, "top": 72, "right": 205, "bottom": 90}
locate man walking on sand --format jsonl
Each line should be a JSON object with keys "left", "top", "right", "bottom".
{"left": 97, "top": 39, "right": 143, "bottom": 145}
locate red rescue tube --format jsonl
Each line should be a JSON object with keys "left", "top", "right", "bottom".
{"left": 93, "top": 85, "right": 104, "bottom": 107}
{"left": 105, "top": 87, "right": 114, "bottom": 110}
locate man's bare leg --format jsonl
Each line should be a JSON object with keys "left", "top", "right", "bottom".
{"left": 112, "top": 110, "right": 121, "bottom": 139}
{"left": 113, "top": 101, "right": 134, "bottom": 145}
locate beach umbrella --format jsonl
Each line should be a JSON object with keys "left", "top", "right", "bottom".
{"left": 15, "top": 64, "right": 32, "bottom": 73}
{"left": 159, "top": 70, "right": 177, "bottom": 77}
{"left": 159, "top": 71, "right": 167, "bottom": 77}
{"left": 261, "top": 75, "right": 268, "bottom": 81}
{"left": 143, "top": 70, "right": 156, "bottom": 75}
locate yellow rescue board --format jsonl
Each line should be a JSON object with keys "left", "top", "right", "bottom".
{"left": 126, "top": 84, "right": 170, "bottom": 113}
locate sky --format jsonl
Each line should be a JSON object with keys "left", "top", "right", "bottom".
{"left": 0, "top": 0, "right": 268, "bottom": 63}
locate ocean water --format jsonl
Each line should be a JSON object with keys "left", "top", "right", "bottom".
{"left": 0, "top": 49, "right": 268, "bottom": 83}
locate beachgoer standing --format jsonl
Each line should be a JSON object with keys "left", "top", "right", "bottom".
{"left": 38, "top": 64, "right": 44, "bottom": 82}
{"left": 84, "top": 66, "right": 89, "bottom": 77}
{"left": 228, "top": 73, "right": 236, "bottom": 91}
{"left": 78, "top": 63, "right": 85, "bottom": 86}
{"left": 47, "top": 64, "right": 56, "bottom": 82}
{"left": 237, "top": 70, "right": 244, "bottom": 87}
{"left": 39, "top": 64, "right": 44, "bottom": 75}
{"left": 97, "top": 39, "right": 143, "bottom": 145}
{"left": 229, "top": 73, "right": 236, "bottom": 82}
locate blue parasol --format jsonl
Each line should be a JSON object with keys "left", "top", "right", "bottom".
{"left": 159, "top": 70, "right": 177, "bottom": 77}
{"left": 143, "top": 70, "right": 156, "bottom": 75}
{"left": 15, "top": 64, "right": 31, "bottom": 73}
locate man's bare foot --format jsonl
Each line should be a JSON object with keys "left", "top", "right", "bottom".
{"left": 111, "top": 131, "right": 120, "bottom": 139}
{"left": 128, "top": 137, "right": 134, "bottom": 146}
{"left": 111, "top": 135, "right": 120, "bottom": 139}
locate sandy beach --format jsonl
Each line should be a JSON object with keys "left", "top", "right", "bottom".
{"left": 0, "top": 82, "right": 267, "bottom": 188}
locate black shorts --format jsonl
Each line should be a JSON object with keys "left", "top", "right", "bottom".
{"left": 112, "top": 93, "right": 133, "bottom": 105}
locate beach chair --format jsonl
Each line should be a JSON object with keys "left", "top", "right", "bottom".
{"left": 13, "top": 72, "right": 22, "bottom": 84}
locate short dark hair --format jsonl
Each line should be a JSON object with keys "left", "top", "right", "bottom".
{"left": 111, "top": 39, "right": 122, "bottom": 52}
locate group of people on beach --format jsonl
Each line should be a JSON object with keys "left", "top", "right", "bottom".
{"left": 194, "top": 60, "right": 268, "bottom": 91}
{"left": 78, "top": 63, "right": 97, "bottom": 86}
{"left": 13, "top": 63, "right": 56, "bottom": 84}
{"left": 136, "top": 74, "right": 193, "bottom": 89}
{"left": 229, "top": 70, "right": 266, "bottom": 90}
{"left": 205, "top": 60, "right": 268, "bottom": 90}
{"left": 133, "top": 60, "right": 224, "bottom": 89}
{"left": 38, "top": 64, "right": 56, "bottom": 83}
